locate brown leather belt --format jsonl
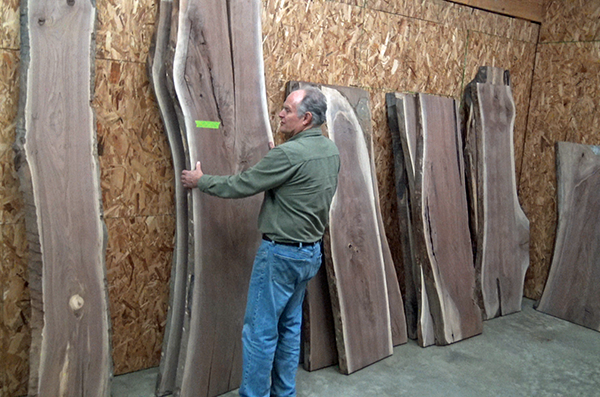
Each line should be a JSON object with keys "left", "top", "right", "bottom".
{"left": 262, "top": 234, "right": 319, "bottom": 247}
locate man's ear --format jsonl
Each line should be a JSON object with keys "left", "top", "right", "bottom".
{"left": 303, "top": 112, "right": 313, "bottom": 126}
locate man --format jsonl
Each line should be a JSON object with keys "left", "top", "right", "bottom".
{"left": 181, "top": 87, "right": 340, "bottom": 397}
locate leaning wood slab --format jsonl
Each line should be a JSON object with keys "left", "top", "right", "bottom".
{"left": 409, "top": 93, "right": 483, "bottom": 345}
{"left": 148, "top": 1, "right": 189, "bottom": 395}
{"left": 462, "top": 66, "right": 530, "bottom": 319}
{"left": 386, "top": 93, "right": 435, "bottom": 346}
{"left": 14, "top": 0, "right": 111, "bottom": 395}
{"left": 536, "top": 142, "right": 600, "bottom": 331}
{"left": 289, "top": 81, "right": 405, "bottom": 374}
{"left": 169, "top": 0, "right": 272, "bottom": 395}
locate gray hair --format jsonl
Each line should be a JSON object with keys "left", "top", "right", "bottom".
{"left": 296, "top": 87, "right": 327, "bottom": 127}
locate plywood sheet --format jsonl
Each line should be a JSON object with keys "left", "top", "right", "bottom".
{"left": 536, "top": 142, "right": 600, "bottom": 331}
{"left": 0, "top": 49, "right": 22, "bottom": 225}
{"left": 96, "top": 0, "right": 158, "bottom": 63}
{"left": 369, "top": 0, "right": 539, "bottom": 42}
{"left": 361, "top": 10, "right": 466, "bottom": 96}
{"left": 105, "top": 215, "right": 174, "bottom": 375}
{"left": 0, "top": 0, "right": 19, "bottom": 49}
{"left": 540, "top": 0, "right": 600, "bottom": 42}
{"left": 519, "top": 42, "right": 600, "bottom": 299}
{"left": 1, "top": 222, "right": 30, "bottom": 397}
{"left": 447, "top": 0, "right": 543, "bottom": 22}
{"left": 93, "top": 59, "right": 174, "bottom": 219}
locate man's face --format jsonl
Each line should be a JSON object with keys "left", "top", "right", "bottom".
{"left": 279, "top": 90, "right": 307, "bottom": 138}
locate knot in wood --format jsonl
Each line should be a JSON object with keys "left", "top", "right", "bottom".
{"left": 38, "top": 18, "right": 45, "bottom": 26}
{"left": 69, "top": 294, "right": 85, "bottom": 312}
{"left": 67, "top": 0, "right": 75, "bottom": 5}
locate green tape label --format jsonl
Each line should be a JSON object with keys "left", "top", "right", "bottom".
{"left": 196, "top": 120, "right": 221, "bottom": 129}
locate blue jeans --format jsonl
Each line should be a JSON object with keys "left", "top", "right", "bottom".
{"left": 239, "top": 239, "right": 322, "bottom": 397}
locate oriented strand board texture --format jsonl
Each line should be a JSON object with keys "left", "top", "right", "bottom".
{"left": 105, "top": 215, "right": 174, "bottom": 374}
{"left": 1, "top": 47, "right": 29, "bottom": 397}
{"left": 540, "top": 0, "right": 600, "bottom": 42}
{"left": 0, "top": 0, "right": 19, "bottom": 49}
{"left": 519, "top": 42, "right": 600, "bottom": 299}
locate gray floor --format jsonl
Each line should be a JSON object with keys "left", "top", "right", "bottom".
{"left": 112, "top": 299, "right": 600, "bottom": 396}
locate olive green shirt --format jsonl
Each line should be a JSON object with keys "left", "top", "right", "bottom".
{"left": 197, "top": 127, "right": 340, "bottom": 243}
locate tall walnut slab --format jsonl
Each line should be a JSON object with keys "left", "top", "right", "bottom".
{"left": 321, "top": 84, "right": 396, "bottom": 374}
{"left": 386, "top": 93, "right": 435, "bottom": 346}
{"left": 462, "top": 66, "right": 530, "bottom": 319}
{"left": 148, "top": 0, "right": 189, "bottom": 395}
{"left": 536, "top": 142, "right": 600, "bottom": 332}
{"left": 169, "top": 0, "right": 272, "bottom": 395}
{"left": 14, "top": 0, "right": 111, "bottom": 395}
{"left": 412, "top": 94, "right": 483, "bottom": 345}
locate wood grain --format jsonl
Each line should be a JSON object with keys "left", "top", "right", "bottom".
{"left": 536, "top": 142, "right": 600, "bottom": 331}
{"left": 148, "top": 1, "right": 189, "bottom": 395}
{"left": 412, "top": 93, "right": 483, "bottom": 345}
{"left": 169, "top": 0, "right": 271, "bottom": 395}
{"left": 462, "top": 67, "right": 530, "bottom": 319}
{"left": 446, "top": 0, "right": 543, "bottom": 22}
{"left": 14, "top": 0, "right": 111, "bottom": 395}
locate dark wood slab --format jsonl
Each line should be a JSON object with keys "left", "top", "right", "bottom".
{"left": 536, "top": 142, "right": 600, "bottom": 331}
{"left": 410, "top": 93, "right": 483, "bottom": 345}
{"left": 168, "top": 0, "right": 271, "bottom": 395}
{"left": 386, "top": 93, "right": 435, "bottom": 346}
{"left": 462, "top": 66, "right": 530, "bottom": 319}
{"left": 14, "top": 0, "right": 111, "bottom": 395}
{"left": 148, "top": 1, "right": 189, "bottom": 395}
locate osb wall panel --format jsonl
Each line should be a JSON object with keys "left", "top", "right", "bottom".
{"left": 105, "top": 215, "right": 174, "bottom": 375}
{"left": 1, "top": 223, "right": 30, "bottom": 397}
{"left": 540, "top": 0, "right": 600, "bottom": 42}
{"left": 464, "top": 31, "right": 537, "bottom": 181}
{"left": 93, "top": 59, "right": 174, "bottom": 219}
{"left": 93, "top": 0, "right": 175, "bottom": 373}
{"left": 96, "top": 0, "right": 158, "bottom": 63}
{"left": 519, "top": 42, "right": 600, "bottom": 299}
{"left": 0, "top": 0, "right": 19, "bottom": 49}
{"left": 368, "top": 0, "right": 539, "bottom": 43}
{"left": 361, "top": 9, "right": 467, "bottom": 96}
{"left": 0, "top": 46, "right": 29, "bottom": 397}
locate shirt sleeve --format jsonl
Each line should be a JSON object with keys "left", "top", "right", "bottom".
{"left": 196, "top": 146, "right": 297, "bottom": 198}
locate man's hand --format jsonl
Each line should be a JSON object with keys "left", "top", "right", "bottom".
{"left": 181, "top": 161, "right": 204, "bottom": 189}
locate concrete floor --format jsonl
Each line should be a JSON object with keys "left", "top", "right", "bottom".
{"left": 112, "top": 299, "right": 600, "bottom": 396}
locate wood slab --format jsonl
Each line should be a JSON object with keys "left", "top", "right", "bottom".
{"left": 536, "top": 142, "right": 600, "bottom": 331}
{"left": 290, "top": 81, "right": 405, "bottom": 374}
{"left": 386, "top": 93, "right": 435, "bottom": 346}
{"left": 397, "top": 93, "right": 482, "bottom": 346}
{"left": 168, "top": 0, "right": 272, "bottom": 395}
{"left": 462, "top": 66, "right": 530, "bottom": 319}
{"left": 14, "top": 0, "right": 111, "bottom": 395}
{"left": 148, "top": 1, "right": 189, "bottom": 395}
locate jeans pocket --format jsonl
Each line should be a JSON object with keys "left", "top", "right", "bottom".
{"left": 272, "top": 251, "right": 312, "bottom": 286}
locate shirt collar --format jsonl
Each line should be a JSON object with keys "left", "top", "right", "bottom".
{"left": 289, "top": 126, "right": 323, "bottom": 142}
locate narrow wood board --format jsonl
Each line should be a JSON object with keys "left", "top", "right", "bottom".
{"left": 412, "top": 93, "right": 483, "bottom": 345}
{"left": 386, "top": 93, "right": 435, "bottom": 347}
{"left": 536, "top": 142, "right": 600, "bottom": 331}
{"left": 14, "top": 0, "right": 111, "bottom": 395}
{"left": 462, "top": 67, "right": 530, "bottom": 319}
{"left": 148, "top": 0, "right": 189, "bottom": 395}
{"left": 169, "top": 0, "right": 272, "bottom": 395}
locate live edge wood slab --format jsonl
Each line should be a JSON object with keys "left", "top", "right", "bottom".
{"left": 389, "top": 92, "right": 482, "bottom": 346}
{"left": 462, "top": 66, "right": 530, "bottom": 320}
{"left": 290, "top": 81, "right": 406, "bottom": 375}
{"left": 15, "top": 0, "right": 111, "bottom": 395}
{"left": 163, "top": 0, "right": 272, "bottom": 396}
{"left": 536, "top": 142, "right": 600, "bottom": 332}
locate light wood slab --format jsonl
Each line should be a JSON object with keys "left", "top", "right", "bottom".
{"left": 15, "top": 0, "right": 111, "bottom": 395}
